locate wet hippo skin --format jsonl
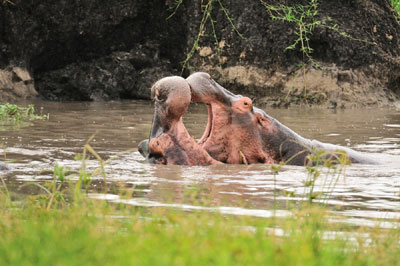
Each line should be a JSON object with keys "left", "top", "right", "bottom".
{"left": 140, "top": 76, "right": 221, "bottom": 165}
{"left": 139, "top": 72, "right": 375, "bottom": 166}
{"left": 186, "top": 72, "right": 375, "bottom": 166}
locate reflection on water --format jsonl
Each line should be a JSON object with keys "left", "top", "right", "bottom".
{"left": 1, "top": 100, "right": 400, "bottom": 227}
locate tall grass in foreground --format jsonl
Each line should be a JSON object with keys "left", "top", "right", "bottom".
{"left": 0, "top": 132, "right": 399, "bottom": 265}
{"left": 1, "top": 164, "right": 400, "bottom": 264}
{"left": 0, "top": 195, "right": 399, "bottom": 265}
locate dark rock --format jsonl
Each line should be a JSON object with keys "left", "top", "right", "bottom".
{"left": 187, "top": 0, "right": 400, "bottom": 106}
{"left": 0, "top": 0, "right": 399, "bottom": 105}
{"left": 36, "top": 46, "right": 174, "bottom": 101}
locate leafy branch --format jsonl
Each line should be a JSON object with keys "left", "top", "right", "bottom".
{"left": 260, "top": 0, "right": 368, "bottom": 104}
{"left": 2, "top": 0, "right": 16, "bottom": 5}
{"left": 168, "top": 0, "right": 244, "bottom": 74}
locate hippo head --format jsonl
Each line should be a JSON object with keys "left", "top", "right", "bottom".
{"left": 140, "top": 72, "right": 368, "bottom": 166}
{"left": 186, "top": 72, "right": 296, "bottom": 165}
{"left": 138, "top": 76, "right": 221, "bottom": 165}
{"left": 187, "top": 72, "right": 367, "bottom": 166}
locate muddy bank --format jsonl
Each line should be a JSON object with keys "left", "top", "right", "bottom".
{"left": 0, "top": 66, "right": 37, "bottom": 101}
{"left": 0, "top": 0, "right": 399, "bottom": 106}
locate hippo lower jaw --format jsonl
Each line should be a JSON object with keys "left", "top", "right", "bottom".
{"left": 198, "top": 101, "right": 277, "bottom": 164}
{"left": 143, "top": 76, "right": 221, "bottom": 166}
{"left": 149, "top": 119, "right": 221, "bottom": 165}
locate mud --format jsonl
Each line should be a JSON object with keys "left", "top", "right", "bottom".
{"left": 0, "top": 66, "right": 37, "bottom": 102}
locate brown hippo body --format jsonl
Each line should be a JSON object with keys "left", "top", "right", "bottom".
{"left": 139, "top": 72, "right": 375, "bottom": 166}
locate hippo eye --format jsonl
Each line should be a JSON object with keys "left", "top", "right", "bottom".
{"left": 154, "top": 91, "right": 167, "bottom": 103}
{"left": 243, "top": 101, "right": 248, "bottom": 106}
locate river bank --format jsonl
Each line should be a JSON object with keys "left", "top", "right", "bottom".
{"left": 1, "top": 0, "right": 400, "bottom": 107}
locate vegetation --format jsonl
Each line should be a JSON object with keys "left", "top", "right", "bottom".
{"left": 393, "top": 0, "right": 400, "bottom": 14}
{"left": 1, "top": 175, "right": 400, "bottom": 265}
{"left": 1, "top": 140, "right": 399, "bottom": 265}
{"left": 393, "top": 0, "right": 400, "bottom": 21}
{"left": 174, "top": 0, "right": 375, "bottom": 104}
{"left": 2, "top": 0, "right": 15, "bottom": 5}
{"left": 0, "top": 103, "right": 49, "bottom": 123}
{"left": 1, "top": 196, "right": 400, "bottom": 266}
{"left": 273, "top": 146, "right": 352, "bottom": 204}
{"left": 260, "top": 0, "right": 371, "bottom": 104}
{"left": 177, "top": 0, "right": 399, "bottom": 71}
{"left": 261, "top": 0, "right": 322, "bottom": 69}
{"left": 174, "top": 0, "right": 244, "bottom": 73}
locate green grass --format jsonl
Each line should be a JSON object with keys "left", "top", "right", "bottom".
{"left": 392, "top": 0, "right": 400, "bottom": 15}
{"left": 0, "top": 121, "right": 399, "bottom": 265}
{"left": 0, "top": 155, "right": 399, "bottom": 266}
{"left": 0, "top": 195, "right": 399, "bottom": 266}
{"left": 0, "top": 103, "right": 49, "bottom": 123}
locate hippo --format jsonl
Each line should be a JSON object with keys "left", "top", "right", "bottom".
{"left": 186, "top": 72, "right": 374, "bottom": 165}
{"left": 139, "top": 72, "right": 374, "bottom": 166}
{"left": 138, "top": 76, "right": 221, "bottom": 165}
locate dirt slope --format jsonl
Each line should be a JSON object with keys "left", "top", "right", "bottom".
{"left": 0, "top": 0, "right": 399, "bottom": 107}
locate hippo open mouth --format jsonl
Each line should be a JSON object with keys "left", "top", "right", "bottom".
{"left": 138, "top": 76, "right": 220, "bottom": 165}
{"left": 187, "top": 72, "right": 278, "bottom": 164}
{"left": 140, "top": 72, "right": 374, "bottom": 166}
{"left": 186, "top": 72, "right": 374, "bottom": 165}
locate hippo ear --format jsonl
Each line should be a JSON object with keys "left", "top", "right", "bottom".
{"left": 256, "top": 113, "right": 276, "bottom": 134}
{"left": 150, "top": 83, "right": 159, "bottom": 100}
{"left": 256, "top": 113, "right": 271, "bottom": 127}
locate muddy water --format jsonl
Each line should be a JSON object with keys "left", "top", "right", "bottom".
{"left": 1, "top": 100, "right": 400, "bottom": 227}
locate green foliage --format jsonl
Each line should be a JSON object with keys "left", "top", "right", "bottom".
{"left": 261, "top": 0, "right": 320, "bottom": 62}
{"left": 260, "top": 0, "right": 368, "bottom": 104}
{"left": 260, "top": 0, "right": 325, "bottom": 103}
{"left": 166, "top": 0, "right": 184, "bottom": 19}
{"left": 0, "top": 175, "right": 11, "bottom": 207}
{"left": 0, "top": 204, "right": 334, "bottom": 265}
{"left": 0, "top": 184, "right": 400, "bottom": 265}
{"left": 271, "top": 144, "right": 352, "bottom": 204}
{"left": 392, "top": 0, "right": 400, "bottom": 13}
{"left": 303, "top": 148, "right": 351, "bottom": 204}
{"left": 392, "top": 0, "right": 400, "bottom": 20}
{"left": 1, "top": 142, "right": 400, "bottom": 265}
{"left": 169, "top": 0, "right": 244, "bottom": 73}
{"left": 0, "top": 103, "right": 49, "bottom": 124}
{"left": 23, "top": 136, "right": 136, "bottom": 211}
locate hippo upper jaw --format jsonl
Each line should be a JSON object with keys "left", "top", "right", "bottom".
{"left": 187, "top": 72, "right": 278, "bottom": 164}
{"left": 142, "top": 76, "right": 221, "bottom": 166}
{"left": 187, "top": 72, "right": 238, "bottom": 105}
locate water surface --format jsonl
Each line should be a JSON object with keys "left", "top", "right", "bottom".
{"left": 1, "top": 100, "right": 400, "bottom": 227}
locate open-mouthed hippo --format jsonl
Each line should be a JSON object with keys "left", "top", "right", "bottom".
{"left": 138, "top": 76, "right": 221, "bottom": 165}
{"left": 185, "top": 72, "right": 375, "bottom": 165}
